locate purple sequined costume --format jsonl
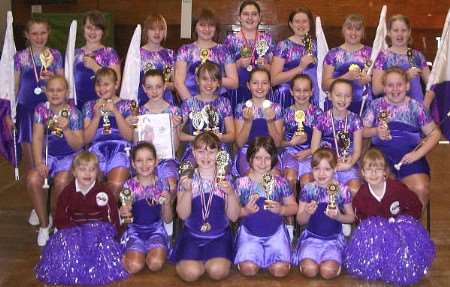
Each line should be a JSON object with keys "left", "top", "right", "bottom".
{"left": 121, "top": 177, "right": 171, "bottom": 254}
{"left": 139, "top": 104, "right": 180, "bottom": 180}
{"left": 34, "top": 102, "right": 82, "bottom": 175}
{"left": 292, "top": 182, "right": 352, "bottom": 265}
{"left": 314, "top": 110, "right": 362, "bottom": 183}
{"left": 233, "top": 101, "right": 283, "bottom": 177}
{"left": 324, "top": 46, "right": 372, "bottom": 113}
{"left": 74, "top": 47, "right": 120, "bottom": 110}
{"left": 234, "top": 176, "right": 292, "bottom": 268}
{"left": 15, "top": 48, "right": 63, "bottom": 144}
{"left": 281, "top": 104, "right": 323, "bottom": 177}
{"left": 83, "top": 99, "right": 132, "bottom": 174}
{"left": 272, "top": 38, "right": 320, "bottom": 108}
{"left": 224, "top": 32, "right": 275, "bottom": 112}
{"left": 374, "top": 49, "right": 427, "bottom": 102}
{"left": 176, "top": 43, "right": 233, "bottom": 98}
{"left": 139, "top": 47, "right": 175, "bottom": 105}
{"left": 170, "top": 171, "right": 234, "bottom": 262}
{"left": 363, "top": 97, "right": 431, "bottom": 178}
{"left": 0, "top": 99, "right": 14, "bottom": 163}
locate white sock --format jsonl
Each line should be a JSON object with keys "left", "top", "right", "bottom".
{"left": 164, "top": 221, "right": 173, "bottom": 237}
{"left": 286, "top": 224, "right": 294, "bottom": 241}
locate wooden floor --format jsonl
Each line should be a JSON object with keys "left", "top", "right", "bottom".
{"left": 1, "top": 146, "right": 450, "bottom": 287}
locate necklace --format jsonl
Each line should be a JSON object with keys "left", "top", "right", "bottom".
{"left": 240, "top": 30, "right": 259, "bottom": 71}
{"left": 198, "top": 172, "right": 214, "bottom": 232}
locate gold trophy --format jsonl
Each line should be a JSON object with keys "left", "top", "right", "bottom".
{"left": 190, "top": 111, "right": 205, "bottom": 136}
{"left": 199, "top": 48, "right": 210, "bottom": 64}
{"left": 303, "top": 33, "right": 313, "bottom": 56}
{"left": 40, "top": 48, "right": 54, "bottom": 72}
{"left": 100, "top": 100, "right": 112, "bottom": 135}
{"left": 255, "top": 39, "right": 269, "bottom": 67}
{"left": 202, "top": 105, "right": 220, "bottom": 134}
{"left": 262, "top": 173, "right": 275, "bottom": 210}
{"left": 119, "top": 188, "right": 134, "bottom": 224}
{"left": 407, "top": 48, "right": 416, "bottom": 68}
{"left": 337, "top": 131, "right": 351, "bottom": 162}
{"left": 378, "top": 110, "right": 392, "bottom": 140}
{"left": 294, "top": 110, "right": 306, "bottom": 136}
{"left": 326, "top": 183, "right": 338, "bottom": 211}
{"left": 240, "top": 46, "right": 252, "bottom": 58}
{"left": 143, "top": 62, "right": 156, "bottom": 73}
{"left": 163, "top": 65, "right": 173, "bottom": 82}
{"left": 47, "top": 107, "right": 70, "bottom": 138}
{"left": 216, "top": 150, "right": 230, "bottom": 183}
{"left": 348, "top": 63, "right": 361, "bottom": 73}
{"left": 178, "top": 161, "right": 195, "bottom": 178}
{"left": 130, "top": 100, "right": 139, "bottom": 129}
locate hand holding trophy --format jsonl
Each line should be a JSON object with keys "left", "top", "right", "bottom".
{"left": 262, "top": 173, "right": 275, "bottom": 210}
{"left": 378, "top": 110, "right": 392, "bottom": 140}
{"left": 294, "top": 110, "right": 306, "bottom": 136}
{"left": 119, "top": 188, "right": 134, "bottom": 224}
{"left": 326, "top": 183, "right": 338, "bottom": 213}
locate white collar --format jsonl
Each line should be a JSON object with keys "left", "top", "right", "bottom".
{"left": 75, "top": 179, "right": 96, "bottom": 196}
{"left": 368, "top": 181, "right": 386, "bottom": 202}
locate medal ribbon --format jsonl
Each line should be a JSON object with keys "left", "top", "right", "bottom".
{"left": 241, "top": 30, "right": 259, "bottom": 67}
{"left": 199, "top": 173, "right": 214, "bottom": 224}
{"left": 29, "top": 47, "right": 41, "bottom": 87}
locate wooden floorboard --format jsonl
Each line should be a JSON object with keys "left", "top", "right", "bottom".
{"left": 0, "top": 145, "right": 449, "bottom": 286}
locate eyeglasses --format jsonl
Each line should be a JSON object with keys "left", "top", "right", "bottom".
{"left": 363, "top": 167, "right": 385, "bottom": 174}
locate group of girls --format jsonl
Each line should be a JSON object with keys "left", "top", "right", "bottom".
{"left": 0, "top": 0, "right": 440, "bottom": 285}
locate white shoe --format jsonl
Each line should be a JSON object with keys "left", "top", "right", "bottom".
{"left": 28, "top": 209, "right": 39, "bottom": 226}
{"left": 342, "top": 224, "right": 352, "bottom": 237}
{"left": 37, "top": 226, "right": 50, "bottom": 247}
{"left": 164, "top": 221, "right": 173, "bottom": 237}
{"left": 48, "top": 214, "right": 53, "bottom": 229}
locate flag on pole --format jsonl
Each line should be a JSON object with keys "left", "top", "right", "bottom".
{"left": 315, "top": 16, "right": 329, "bottom": 111}
{"left": 64, "top": 20, "right": 77, "bottom": 105}
{"left": 367, "top": 5, "right": 388, "bottom": 75}
{"left": 427, "top": 8, "right": 450, "bottom": 140}
{"left": 119, "top": 24, "right": 141, "bottom": 101}
{"left": 0, "top": 11, "right": 17, "bottom": 164}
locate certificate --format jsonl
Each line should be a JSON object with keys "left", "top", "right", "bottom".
{"left": 137, "top": 113, "right": 175, "bottom": 159}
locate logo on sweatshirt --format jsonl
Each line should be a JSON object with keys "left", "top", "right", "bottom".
{"left": 390, "top": 201, "right": 400, "bottom": 215}
{"left": 96, "top": 192, "right": 109, "bottom": 207}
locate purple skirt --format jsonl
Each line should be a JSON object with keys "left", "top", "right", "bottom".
{"left": 343, "top": 216, "right": 435, "bottom": 286}
{"left": 336, "top": 165, "right": 360, "bottom": 184}
{"left": 121, "top": 220, "right": 170, "bottom": 254}
{"left": 280, "top": 148, "right": 312, "bottom": 178}
{"left": 16, "top": 103, "right": 34, "bottom": 144}
{"left": 35, "top": 221, "right": 128, "bottom": 286}
{"left": 47, "top": 153, "right": 77, "bottom": 177}
{"left": 170, "top": 226, "right": 233, "bottom": 263}
{"left": 234, "top": 224, "right": 291, "bottom": 269}
{"left": 89, "top": 140, "right": 131, "bottom": 174}
{"left": 156, "top": 159, "right": 179, "bottom": 181}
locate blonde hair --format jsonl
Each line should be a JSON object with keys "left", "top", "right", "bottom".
{"left": 47, "top": 75, "right": 69, "bottom": 90}
{"left": 382, "top": 66, "right": 408, "bottom": 85}
{"left": 311, "top": 148, "right": 337, "bottom": 169}
{"left": 71, "top": 151, "right": 100, "bottom": 172}
{"left": 142, "top": 14, "right": 168, "bottom": 43}
{"left": 361, "top": 148, "right": 390, "bottom": 176}
{"left": 342, "top": 14, "right": 365, "bottom": 40}
{"left": 386, "top": 14, "right": 413, "bottom": 47}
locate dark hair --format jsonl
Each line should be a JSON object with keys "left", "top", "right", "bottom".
{"left": 248, "top": 67, "right": 271, "bottom": 83}
{"left": 193, "top": 131, "right": 221, "bottom": 150}
{"left": 386, "top": 14, "right": 413, "bottom": 47}
{"left": 142, "top": 14, "right": 167, "bottom": 43}
{"left": 83, "top": 10, "right": 106, "bottom": 32}
{"left": 144, "top": 69, "right": 164, "bottom": 83}
{"left": 192, "top": 9, "right": 220, "bottom": 42}
{"left": 239, "top": 0, "right": 261, "bottom": 15}
{"left": 311, "top": 148, "right": 337, "bottom": 169}
{"left": 288, "top": 7, "right": 315, "bottom": 38}
{"left": 329, "top": 78, "right": 353, "bottom": 94}
{"left": 131, "top": 141, "right": 157, "bottom": 161}
{"left": 94, "top": 67, "right": 118, "bottom": 84}
{"left": 290, "top": 74, "right": 313, "bottom": 90}
{"left": 382, "top": 66, "right": 408, "bottom": 85}
{"left": 247, "top": 136, "right": 278, "bottom": 169}
{"left": 196, "top": 61, "right": 222, "bottom": 85}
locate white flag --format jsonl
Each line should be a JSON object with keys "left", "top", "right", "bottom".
{"left": 315, "top": 16, "right": 329, "bottom": 110}
{"left": 119, "top": 24, "right": 141, "bottom": 101}
{"left": 64, "top": 20, "right": 78, "bottom": 104}
{"left": 367, "top": 5, "right": 388, "bottom": 75}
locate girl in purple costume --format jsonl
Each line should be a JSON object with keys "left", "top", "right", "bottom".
{"left": 138, "top": 14, "right": 176, "bottom": 106}
{"left": 224, "top": 1, "right": 275, "bottom": 111}
{"left": 127, "top": 70, "right": 182, "bottom": 193}
{"left": 171, "top": 132, "right": 240, "bottom": 282}
{"left": 8, "top": 19, "right": 64, "bottom": 173}
{"left": 83, "top": 68, "right": 134, "bottom": 198}
{"left": 234, "top": 68, "right": 283, "bottom": 177}
{"left": 35, "top": 151, "right": 128, "bottom": 286}
{"left": 120, "top": 142, "right": 174, "bottom": 274}
{"left": 174, "top": 9, "right": 238, "bottom": 101}
{"left": 271, "top": 7, "right": 319, "bottom": 108}
{"left": 311, "top": 79, "right": 363, "bottom": 195}
{"left": 74, "top": 11, "right": 121, "bottom": 110}
{"left": 372, "top": 15, "right": 433, "bottom": 108}
{"left": 323, "top": 14, "right": 372, "bottom": 114}
{"left": 27, "top": 76, "right": 84, "bottom": 247}
{"left": 344, "top": 148, "right": 435, "bottom": 286}
{"left": 362, "top": 67, "right": 440, "bottom": 207}
{"left": 235, "top": 136, "right": 298, "bottom": 278}
{"left": 179, "top": 62, "right": 235, "bottom": 166}
{"left": 294, "top": 148, "right": 354, "bottom": 279}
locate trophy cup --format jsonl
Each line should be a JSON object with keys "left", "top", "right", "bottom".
{"left": 240, "top": 45, "right": 252, "bottom": 58}
{"left": 202, "top": 105, "right": 220, "bottom": 133}
{"left": 407, "top": 48, "right": 416, "bottom": 68}
{"left": 303, "top": 33, "right": 313, "bottom": 56}
{"left": 130, "top": 100, "right": 139, "bottom": 129}
{"left": 101, "top": 100, "right": 112, "bottom": 135}
{"left": 255, "top": 39, "right": 269, "bottom": 68}
{"left": 163, "top": 65, "right": 173, "bottom": 83}
{"left": 336, "top": 131, "right": 351, "bottom": 162}
{"left": 294, "top": 110, "right": 306, "bottom": 136}
{"left": 143, "top": 62, "right": 156, "bottom": 73}
{"left": 216, "top": 150, "right": 230, "bottom": 184}
{"left": 119, "top": 188, "right": 134, "bottom": 224}
{"left": 40, "top": 48, "right": 54, "bottom": 72}
{"left": 190, "top": 111, "right": 205, "bottom": 136}
{"left": 378, "top": 110, "right": 392, "bottom": 140}
{"left": 326, "top": 183, "right": 338, "bottom": 212}
{"left": 348, "top": 63, "right": 361, "bottom": 73}
{"left": 199, "top": 48, "right": 210, "bottom": 64}
{"left": 262, "top": 173, "right": 274, "bottom": 210}
{"left": 179, "top": 161, "right": 195, "bottom": 178}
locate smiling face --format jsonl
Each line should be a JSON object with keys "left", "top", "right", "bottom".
{"left": 193, "top": 145, "right": 218, "bottom": 170}
{"left": 248, "top": 71, "right": 270, "bottom": 100}
{"left": 342, "top": 21, "right": 364, "bottom": 45}
{"left": 291, "top": 77, "right": 313, "bottom": 106}
{"left": 289, "top": 12, "right": 310, "bottom": 37}
{"left": 95, "top": 75, "right": 118, "bottom": 100}
{"left": 25, "top": 22, "right": 49, "bottom": 50}
{"left": 146, "top": 25, "right": 165, "bottom": 45}
{"left": 312, "top": 158, "right": 335, "bottom": 187}
{"left": 46, "top": 78, "right": 67, "bottom": 106}
{"left": 361, "top": 160, "right": 386, "bottom": 187}
{"left": 197, "top": 70, "right": 219, "bottom": 96}
{"left": 239, "top": 4, "right": 260, "bottom": 31}
{"left": 388, "top": 19, "right": 411, "bottom": 48}
{"left": 195, "top": 20, "right": 216, "bottom": 41}
{"left": 73, "top": 161, "right": 98, "bottom": 189}
{"left": 249, "top": 147, "right": 272, "bottom": 174}
{"left": 329, "top": 82, "right": 352, "bottom": 113}
{"left": 383, "top": 71, "right": 409, "bottom": 104}
{"left": 143, "top": 75, "right": 165, "bottom": 101}
{"left": 84, "top": 18, "right": 104, "bottom": 45}
{"left": 132, "top": 148, "right": 157, "bottom": 178}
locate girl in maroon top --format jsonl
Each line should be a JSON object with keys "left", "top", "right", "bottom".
{"left": 35, "top": 151, "right": 128, "bottom": 286}
{"left": 344, "top": 148, "right": 434, "bottom": 286}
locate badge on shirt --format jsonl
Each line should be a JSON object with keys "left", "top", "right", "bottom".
{"left": 390, "top": 201, "right": 400, "bottom": 215}
{"left": 96, "top": 192, "right": 109, "bottom": 207}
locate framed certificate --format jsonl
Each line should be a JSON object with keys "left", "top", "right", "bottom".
{"left": 136, "top": 113, "right": 174, "bottom": 159}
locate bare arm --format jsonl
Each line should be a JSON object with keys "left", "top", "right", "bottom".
{"left": 372, "top": 68, "right": 385, "bottom": 96}
{"left": 174, "top": 60, "right": 192, "bottom": 101}
{"left": 222, "top": 63, "right": 239, "bottom": 89}
{"left": 310, "top": 127, "right": 323, "bottom": 154}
